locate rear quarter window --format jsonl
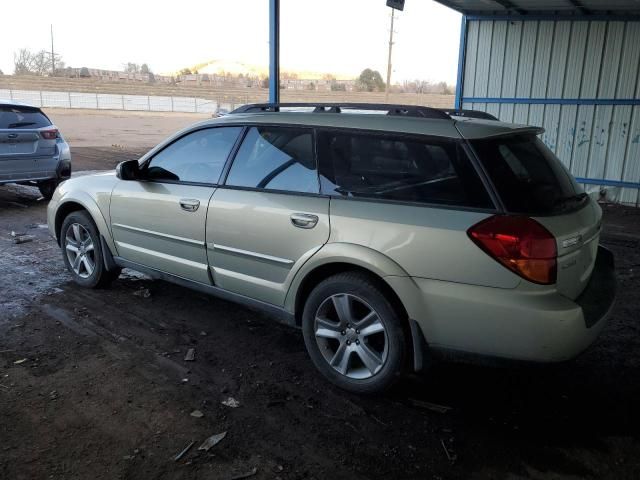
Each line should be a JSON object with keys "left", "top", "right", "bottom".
{"left": 317, "top": 129, "right": 493, "bottom": 209}
{"left": 471, "top": 134, "right": 585, "bottom": 215}
{"left": 0, "top": 106, "right": 51, "bottom": 129}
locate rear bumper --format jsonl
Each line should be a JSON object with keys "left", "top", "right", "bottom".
{"left": 389, "top": 245, "right": 616, "bottom": 364}
{"left": 0, "top": 141, "right": 71, "bottom": 185}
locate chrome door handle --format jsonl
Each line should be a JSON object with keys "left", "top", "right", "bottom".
{"left": 179, "top": 198, "right": 200, "bottom": 212}
{"left": 290, "top": 213, "right": 318, "bottom": 229}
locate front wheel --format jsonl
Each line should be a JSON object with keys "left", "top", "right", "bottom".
{"left": 302, "top": 271, "right": 407, "bottom": 394}
{"left": 60, "top": 211, "right": 120, "bottom": 288}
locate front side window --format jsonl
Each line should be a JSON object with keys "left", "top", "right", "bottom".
{"left": 145, "top": 127, "right": 241, "bottom": 184}
{"left": 225, "top": 126, "right": 318, "bottom": 193}
{"left": 317, "top": 130, "right": 492, "bottom": 208}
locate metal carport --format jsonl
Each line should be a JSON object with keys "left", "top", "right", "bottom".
{"left": 267, "top": 1, "right": 640, "bottom": 205}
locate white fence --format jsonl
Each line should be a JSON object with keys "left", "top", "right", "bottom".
{"left": 0, "top": 89, "right": 241, "bottom": 114}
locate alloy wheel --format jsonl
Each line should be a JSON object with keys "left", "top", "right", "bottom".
{"left": 314, "top": 293, "right": 388, "bottom": 380}
{"left": 64, "top": 223, "right": 96, "bottom": 279}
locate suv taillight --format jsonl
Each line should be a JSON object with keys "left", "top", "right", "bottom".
{"left": 40, "top": 129, "right": 59, "bottom": 140}
{"left": 467, "top": 215, "right": 557, "bottom": 285}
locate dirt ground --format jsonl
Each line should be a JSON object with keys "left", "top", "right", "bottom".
{"left": 1, "top": 111, "right": 640, "bottom": 480}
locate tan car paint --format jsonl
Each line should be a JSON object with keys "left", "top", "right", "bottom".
{"left": 327, "top": 198, "right": 521, "bottom": 289}
{"left": 110, "top": 181, "right": 215, "bottom": 284}
{"left": 206, "top": 189, "right": 330, "bottom": 305}
{"left": 48, "top": 171, "right": 119, "bottom": 254}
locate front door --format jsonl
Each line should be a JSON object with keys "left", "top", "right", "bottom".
{"left": 207, "top": 126, "right": 330, "bottom": 305}
{"left": 110, "top": 126, "right": 242, "bottom": 284}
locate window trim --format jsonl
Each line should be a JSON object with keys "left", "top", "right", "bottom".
{"left": 221, "top": 124, "right": 321, "bottom": 195}
{"left": 315, "top": 126, "right": 499, "bottom": 212}
{"left": 139, "top": 125, "right": 245, "bottom": 187}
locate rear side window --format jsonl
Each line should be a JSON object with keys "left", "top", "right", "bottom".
{"left": 226, "top": 126, "right": 318, "bottom": 193}
{"left": 145, "top": 127, "right": 241, "bottom": 184}
{"left": 317, "top": 130, "right": 493, "bottom": 208}
{"left": 471, "top": 134, "right": 584, "bottom": 215}
{"left": 0, "top": 106, "right": 51, "bottom": 129}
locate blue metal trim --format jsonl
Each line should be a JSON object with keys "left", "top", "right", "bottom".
{"left": 462, "top": 97, "right": 640, "bottom": 106}
{"left": 454, "top": 15, "right": 467, "bottom": 111}
{"left": 575, "top": 178, "right": 640, "bottom": 189}
{"left": 269, "top": 0, "right": 280, "bottom": 104}
{"left": 465, "top": 14, "right": 640, "bottom": 21}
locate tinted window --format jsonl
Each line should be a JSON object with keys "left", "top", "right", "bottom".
{"left": 225, "top": 126, "right": 318, "bottom": 193}
{"left": 317, "top": 130, "right": 492, "bottom": 208}
{"left": 0, "top": 106, "right": 51, "bottom": 129}
{"left": 471, "top": 134, "right": 585, "bottom": 215}
{"left": 145, "top": 127, "right": 241, "bottom": 183}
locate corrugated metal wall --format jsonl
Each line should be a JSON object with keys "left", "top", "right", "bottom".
{"left": 461, "top": 19, "right": 640, "bottom": 205}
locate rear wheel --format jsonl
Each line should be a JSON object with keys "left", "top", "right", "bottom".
{"left": 302, "top": 271, "right": 407, "bottom": 394}
{"left": 37, "top": 179, "right": 58, "bottom": 200}
{"left": 60, "top": 211, "right": 120, "bottom": 288}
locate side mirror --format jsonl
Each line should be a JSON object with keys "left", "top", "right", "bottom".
{"left": 116, "top": 159, "right": 141, "bottom": 180}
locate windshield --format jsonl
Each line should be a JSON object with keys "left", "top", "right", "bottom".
{"left": 470, "top": 134, "right": 585, "bottom": 215}
{"left": 0, "top": 106, "right": 51, "bottom": 129}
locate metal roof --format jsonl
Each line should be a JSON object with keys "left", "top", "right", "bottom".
{"left": 434, "top": 0, "right": 640, "bottom": 16}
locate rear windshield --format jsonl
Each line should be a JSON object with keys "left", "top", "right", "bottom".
{"left": 0, "top": 106, "right": 51, "bottom": 129}
{"left": 471, "top": 134, "right": 586, "bottom": 215}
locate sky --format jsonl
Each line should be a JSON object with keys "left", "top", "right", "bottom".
{"left": 1, "top": 0, "right": 462, "bottom": 84}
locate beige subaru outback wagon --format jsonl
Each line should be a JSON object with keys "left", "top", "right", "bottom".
{"left": 47, "top": 103, "right": 616, "bottom": 394}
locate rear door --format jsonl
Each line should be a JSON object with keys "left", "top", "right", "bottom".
{"left": 110, "top": 126, "right": 242, "bottom": 284}
{"left": 207, "top": 126, "right": 330, "bottom": 306}
{"left": 470, "top": 133, "right": 601, "bottom": 299}
{"left": 0, "top": 105, "right": 58, "bottom": 182}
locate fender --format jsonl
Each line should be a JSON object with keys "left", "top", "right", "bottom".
{"left": 55, "top": 191, "right": 117, "bottom": 255}
{"left": 284, "top": 242, "right": 411, "bottom": 314}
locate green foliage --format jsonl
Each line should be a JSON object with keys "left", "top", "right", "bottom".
{"left": 356, "top": 68, "right": 385, "bottom": 92}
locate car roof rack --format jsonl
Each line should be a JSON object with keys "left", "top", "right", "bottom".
{"left": 439, "top": 108, "right": 499, "bottom": 121}
{"left": 231, "top": 103, "right": 451, "bottom": 120}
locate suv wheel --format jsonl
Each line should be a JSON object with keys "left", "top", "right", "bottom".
{"left": 302, "top": 272, "right": 407, "bottom": 394}
{"left": 60, "top": 211, "right": 120, "bottom": 288}
{"left": 37, "top": 179, "right": 58, "bottom": 200}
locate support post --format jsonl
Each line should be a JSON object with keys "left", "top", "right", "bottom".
{"left": 269, "top": 0, "right": 280, "bottom": 104}
{"left": 385, "top": 8, "right": 395, "bottom": 102}
{"left": 454, "top": 15, "right": 468, "bottom": 110}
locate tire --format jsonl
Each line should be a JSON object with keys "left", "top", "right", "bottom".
{"left": 37, "top": 179, "right": 58, "bottom": 200}
{"left": 60, "top": 210, "right": 120, "bottom": 288}
{"left": 302, "top": 271, "right": 407, "bottom": 394}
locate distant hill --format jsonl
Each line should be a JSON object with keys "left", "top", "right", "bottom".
{"left": 173, "top": 59, "right": 355, "bottom": 81}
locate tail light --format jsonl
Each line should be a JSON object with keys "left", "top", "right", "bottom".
{"left": 467, "top": 215, "right": 557, "bottom": 285}
{"left": 40, "top": 129, "right": 59, "bottom": 140}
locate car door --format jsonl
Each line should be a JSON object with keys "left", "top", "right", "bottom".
{"left": 110, "top": 126, "right": 242, "bottom": 284}
{"left": 207, "top": 125, "right": 330, "bottom": 306}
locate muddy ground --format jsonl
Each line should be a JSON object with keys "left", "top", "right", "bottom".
{"left": 1, "top": 125, "right": 640, "bottom": 479}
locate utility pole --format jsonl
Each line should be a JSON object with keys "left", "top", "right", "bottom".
{"left": 50, "top": 24, "right": 55, "bottom": 76}
{"left": 384, "top": 9, "right": 395, "bottom": 102}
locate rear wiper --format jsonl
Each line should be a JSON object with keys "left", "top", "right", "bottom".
{"left": 8, "top": 122, "right": 37, "bottom": 128}
{"left": 554, "top": 192, "right": 588, "bottom": 208}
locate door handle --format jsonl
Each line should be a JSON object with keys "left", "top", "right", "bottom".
{"left": 290, "top": 213, "right": 319, "bottom": 229}
{"left": 179, "top": 198, "right": 200, "bottom": 212}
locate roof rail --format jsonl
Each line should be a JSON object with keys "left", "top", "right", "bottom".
{"left": 439, "top": 108, "right": 499, "bottom": 121}
{"left": 231, "top": 103, "right": 451, "bottom": 120}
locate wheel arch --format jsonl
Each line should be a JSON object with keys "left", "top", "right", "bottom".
{"left": 54, "top": 195, "right": 115, "bottom": 254}
{"left": 285, "top": 243, "right": 428, "bottom": 371}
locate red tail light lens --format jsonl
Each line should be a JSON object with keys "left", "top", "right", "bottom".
{"left": 40, "top": 129, "right": 59, "bottom": 140}
{"left": 467, "top": 215, "right": 557, "bottom": 285}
